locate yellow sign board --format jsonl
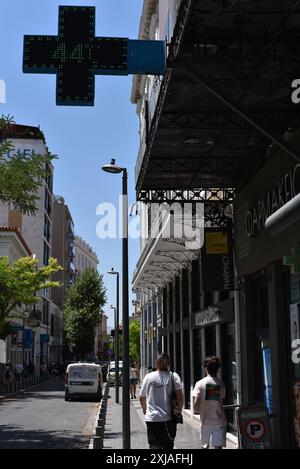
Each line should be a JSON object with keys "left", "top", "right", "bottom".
{"left": 205, "top": 232, "right": 228, "bottom": 255}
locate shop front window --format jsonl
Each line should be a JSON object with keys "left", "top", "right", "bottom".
{"left": 205, "top": 325, "right": 216, "bottom": 357}
{"left": 290, "top": 274, "right": 300, "bottom": 448}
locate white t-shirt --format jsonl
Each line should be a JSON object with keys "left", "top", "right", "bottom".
{"left": 192, "top": 375, "right": 227, "bottom": 426}
{"left": 130, "top": 368, "right": 137, "bottom": 380}
{"left": 140, "top": 370, "right": 183, "bottom": 422}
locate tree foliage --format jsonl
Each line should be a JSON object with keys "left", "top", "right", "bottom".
{"left": 0, "top": 115, "right": 56, "bottom": 215}
{"left": 0, "top": 256, "right": 62, "bottom": 339}
{"left": 129, "top": 319, "right": 140, "bottom": 362}
{"left": 64, "top": 269, "right": 107, "bottom": 359}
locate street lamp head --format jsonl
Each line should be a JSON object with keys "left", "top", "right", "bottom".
{"left": 108, "top": 267, "right": 119, "bottom": 275}
{"left": 101, "top": 158, "right": 123, "bottom": 174}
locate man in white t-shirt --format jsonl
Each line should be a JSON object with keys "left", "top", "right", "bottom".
{"left": 140, "top": 353, "right": 184, "bottom": 449}
{"left": 192, "top": 356, "right": 227, "bottom": 449}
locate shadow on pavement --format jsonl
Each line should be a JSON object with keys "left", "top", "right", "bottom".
{"left": 0, "top": 425, "right": 89, "bottom": 449}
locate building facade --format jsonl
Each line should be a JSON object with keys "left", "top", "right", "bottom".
{"left": 132, "top": 0, "right": 300, "bottom": 447}
{"left": 51, "top": 197, "right": 76, "bottom": 309}
{"left": 0, "top": 124, "right": 62, "bottom": 370}
{"left": 74, "top": 235, "right": 100, "bottom": 357}
{"left": 132, "top": 0, "right": 238, "bottom": 439}
{"left": 0, "top": 227, "right": 32, "bottom": 365}
{"left": 74, "top": 235, "right": 99, "bottom": 275}
{"left": 235, "top": 132, "right": 300, "bottom": 448}
{"left": 51, "top": 197, "right": 75, "bottom": 362}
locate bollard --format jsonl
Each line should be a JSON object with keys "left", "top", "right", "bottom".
{"left": 97, "top": 418, "right": 104, "bottom": 428}
{"left": 96, "top": 425, "right": 104, "bottom": 438}
{"left": 93, "top": 435, "right": 103, "bottom": 449}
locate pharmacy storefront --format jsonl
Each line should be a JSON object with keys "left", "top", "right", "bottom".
{"left": 235, "top": 138, "right": 300, "bottom": 448}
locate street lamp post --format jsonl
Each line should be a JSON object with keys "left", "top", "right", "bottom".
{"left": 102, "top": 159, "right": 130, "bottom": 449}
{"left": 108, "top": 268, "right": 120, "bottom": 404}
{"left": 109, "top": 304, "right": 119, "bottom": 404}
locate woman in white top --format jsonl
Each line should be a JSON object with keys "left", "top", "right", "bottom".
{"left": 130, "top": 362, "right": 138, "bottom": 399}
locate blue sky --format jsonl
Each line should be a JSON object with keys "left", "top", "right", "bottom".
{"left": 0, "top": 0, "right": 143, "bottom": 327}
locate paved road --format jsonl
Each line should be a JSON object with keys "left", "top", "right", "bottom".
{"left": 0, "top": 379, "right": 99, "bottom": 449}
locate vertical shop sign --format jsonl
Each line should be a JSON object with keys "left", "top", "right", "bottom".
{"left": 201, "top": 228, "right": 234, "bottom": 291}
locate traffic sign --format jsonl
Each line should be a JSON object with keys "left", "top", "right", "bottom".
{"left": 237, "top": 405, "right": 272, "bottom": 449}
{"left": 245, "top": 419, "right": 266, "bottom": 440}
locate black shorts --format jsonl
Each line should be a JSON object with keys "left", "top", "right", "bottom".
{"left": 146, "top": 420, "right": 177, "bottom": 450}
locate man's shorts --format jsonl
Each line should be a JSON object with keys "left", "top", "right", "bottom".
{"left": 199, "top": 425, "right": 227, "bottom": 448}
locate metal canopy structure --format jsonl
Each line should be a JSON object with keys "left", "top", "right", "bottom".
{"left": 132, "top": 237, "right": 199, "bottom": 291}
{"left": 136, "top": 0, "right": 300, "bottom": 201}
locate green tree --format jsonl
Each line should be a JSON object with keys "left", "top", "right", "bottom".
{"left": 64, "top": 269, "right": 107, "bottom": 359}
{"left": 0, "top": 115, "right": 56, "bottom": 215}
{"left": 129, "top": 319, "right": 140, "bottom": 362}
{"left": 0, "top": 256, "right": 62, "bottom": 339}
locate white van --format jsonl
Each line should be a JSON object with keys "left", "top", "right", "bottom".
{"left": 65, "top": 363, "right": 103, "bottom": 401}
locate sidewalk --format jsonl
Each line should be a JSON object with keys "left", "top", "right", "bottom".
{"left": 103, "top": 386, "right": 237, "bottom": 450}
{"left": 0, "top": 375, "right": 56, "bottom": 401}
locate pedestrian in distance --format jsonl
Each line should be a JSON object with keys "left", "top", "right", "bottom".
{"left": 192, "top": 356, "right": 227, "bottom": 449}
{"left": 40, "top": 362, "right": 47, "bottom": 377}
{"left": 14, "top": 363, "right": 23, "bottom": 383}
{"left": 130, "top": 362, "right": 138, "bottom": 399}
{"left": 140, "top": 353, "right": 184, "bottom": 450}
{"left": 4, "top": 363, "right": 13, "bottom": 385}
{"left": 27, "top": 361, "right": 35, "bottom": 376}
{"left": 57, "top": 362, "right": 66, "bottom": 385}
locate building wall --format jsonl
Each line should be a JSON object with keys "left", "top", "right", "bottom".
{"left": 234, "top": 133, "right": 300, "bottom": 448}
{"left": 0, "top": 231, "right": 30, "bottom": 365}
{"left": 132, "top": 2, "right": 238, "bottom": 444}
{"left": 0, "top": 137, "right": 55, "bottom": 370}
{"left": 51, "top": 199, "right": 75, "bottom": 309}
{"left": 74, "top": 235, "right": 99, "bottom": 274}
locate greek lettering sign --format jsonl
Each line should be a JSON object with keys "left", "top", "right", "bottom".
{"left": 237, "top": 405, "right": 272, "bottom": 449}
{"left": 201, "top": 228, "right": 234, "bottom": 292}
{"left": 246, "top": 163, "right": 300, "bottom": 237}
{"left": 23, "top": 6, "right": 166, "bottom": 106}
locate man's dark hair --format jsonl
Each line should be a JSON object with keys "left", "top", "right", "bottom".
{"left": 155, "top": 353, "right": 170, "bottom": 371}
{"left": 203, "top": 356, "right": 221, "bottom": 376}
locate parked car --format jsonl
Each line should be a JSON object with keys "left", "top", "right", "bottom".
{"left": 65, "top": 362, "right": 103, "bottom": 401}
{"left": 107, "top": 364, "right": 122, "bottom": 386}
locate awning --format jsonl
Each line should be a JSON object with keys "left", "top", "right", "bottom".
{"left": 265, "top": 193, "right": 300, "bottom": 236}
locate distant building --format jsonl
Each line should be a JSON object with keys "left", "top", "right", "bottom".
{"left": 74, "top": 235, "right": 100, "bottom": 357}
{"left": 51, "top": 197, "right": 76, "bottom": 309}
{"left": 51, "top": 197, "right": 75, "bottom": 362}
{"left": 74, "top": 235, "right": 99, "bottom": 275}
{"left": 95, "top": 312, "right": 108, "bottom": 359}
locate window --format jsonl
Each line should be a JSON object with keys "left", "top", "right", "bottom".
{"left": 44, "top": 188, "right": 52, "bottom": 217}
{"left": 44, "top": 215, "right": 51, "bottom": 243}
{"left": 42, "top": 299, "right": 49, "bottom": 325}
{"left": 43, "top": 242, "right": 50, "bottom": 266}
{"left": 50, "top": 315, "right": 55, "bottom": 337}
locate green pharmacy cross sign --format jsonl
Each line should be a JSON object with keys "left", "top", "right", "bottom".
{"left": 23, "top": 6, "right": 166, "bottom": 106}
{"left": 283, "top": 247, "right": 300, "bottom": 274}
